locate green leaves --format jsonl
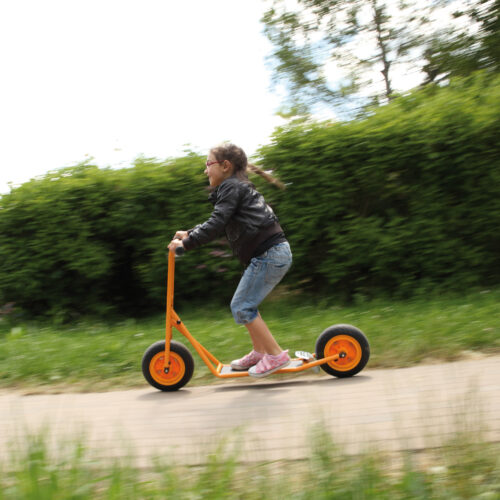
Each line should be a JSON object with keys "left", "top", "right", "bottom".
{"left": 0, "top": 155, "right": 237, "bottom": 317}
{"left": 0, "top": 74, "right": 498, "bottom": 317}
{"left": 261, "top": 0, "right": 437, "bottom": 115}
{"left": 259, "top": 73, "right": 500, "bottom": 299}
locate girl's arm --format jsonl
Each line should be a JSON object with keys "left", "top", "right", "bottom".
{"left": 182, "top": 181, "right": 239, "bottom": 251}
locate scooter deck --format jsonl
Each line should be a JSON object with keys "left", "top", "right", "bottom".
{"left": 220, "top": 359, "right": 305, "bottom": 375}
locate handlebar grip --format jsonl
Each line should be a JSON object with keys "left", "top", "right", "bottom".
{"left": 175, "top": 246, "right": 185, "bottom": 256}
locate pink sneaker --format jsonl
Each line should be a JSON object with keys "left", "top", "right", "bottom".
{"left": 248, "top": 350, "right": 290, "bottom": 378}
{"left": 230, "top": 350, "right": 264, "bottom": 371}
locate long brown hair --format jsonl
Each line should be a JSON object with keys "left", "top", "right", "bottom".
{"left": 210, "top": 143, "right": 285, "bottom": 190}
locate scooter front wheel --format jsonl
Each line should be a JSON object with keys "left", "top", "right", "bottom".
{"left": 315, "top": 324, "right": 370, "bottom": 378}
{"left": 142, "top": 340, "right": 194, "bottom": 391}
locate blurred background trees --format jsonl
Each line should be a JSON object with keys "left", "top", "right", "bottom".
{"left": 0, "top": 0, "right": 499, "bottom": 319}
{"left": 261, "top": 0, "right": 500, "bottom": 115}
{"left": 423, "top": 0, "right": 500, "bottom": 83}
{"left": 0, "top": 73, "right": 498, "bottom": 318}
{"left": 259, "top": 73, "right": 500, "bottom": 301}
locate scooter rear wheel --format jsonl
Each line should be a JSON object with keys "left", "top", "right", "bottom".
{"left": 315, "top": 324, "right": 370, "bottom": 378}
{"left": 142, "top": 340, "right": 194, "bottom": 391}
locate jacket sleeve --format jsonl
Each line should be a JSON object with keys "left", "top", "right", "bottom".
{"left": 183, "top": 181, "right": 240, "bottom": 251}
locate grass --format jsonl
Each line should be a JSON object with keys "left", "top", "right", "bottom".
{"left": 0, "top": 287, "right": 499, "bottom": 392}
{"left": 0, "top": 428, "right": 498, "bottom": 499}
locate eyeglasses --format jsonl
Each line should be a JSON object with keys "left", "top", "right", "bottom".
{"left": 205, "top": 160, "right": 220, "bottom": 167}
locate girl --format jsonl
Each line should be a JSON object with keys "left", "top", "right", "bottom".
{"left": 168, "top": 143, "right": 292, "bottom": 378}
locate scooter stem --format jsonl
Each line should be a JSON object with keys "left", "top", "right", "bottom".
{"left": 164, "top": 250, "right": 176, "bottom": 369}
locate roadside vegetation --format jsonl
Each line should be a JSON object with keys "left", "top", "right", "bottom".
{"left": 1, "top": 287, "right": 498, "bottom": 392}
{"left": 1, "top": 428, "right": 498, "bottom": 499}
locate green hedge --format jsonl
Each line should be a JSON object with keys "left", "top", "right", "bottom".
{"left": 259, "top": 72, "right": 500, "bottom": 299}
{"left": 0, "top": 73, "right": 499, "bottom": 317}
{"left": 0, "top": 155, "right": 247, "bottom": 317}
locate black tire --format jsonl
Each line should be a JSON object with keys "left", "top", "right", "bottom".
{"left": 315, "top": 324, "right": 370, "bottom": 378}
{"left": 142, "top": 340, "right": 194, "bottom": 391}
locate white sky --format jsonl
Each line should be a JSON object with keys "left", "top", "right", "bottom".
{"left": 0, "top": 0, "right": 285, "bottom": 194}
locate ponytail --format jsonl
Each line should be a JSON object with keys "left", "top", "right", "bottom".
{"left": 247, "top": 163, "right": 285, "bottom": 190}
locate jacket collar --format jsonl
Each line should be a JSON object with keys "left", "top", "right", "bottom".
{"left": 208, "top": 176, "right": 237, "bottom": 203}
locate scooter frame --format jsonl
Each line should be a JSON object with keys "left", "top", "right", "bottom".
{"left": 167, "top": 250, "right": 351, "bottom": 376}
{"left": 143, "top": 249, "right": 370, "bottom": 390}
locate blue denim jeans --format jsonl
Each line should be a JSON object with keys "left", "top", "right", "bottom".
{"left": 230, "top": 242, "right": 292, "bottom": 325}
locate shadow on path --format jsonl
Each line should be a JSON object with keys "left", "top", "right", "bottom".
{"left": 214, "top": 375, "right": 372, "bottom": 392}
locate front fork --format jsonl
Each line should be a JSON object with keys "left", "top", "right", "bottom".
{"left": 163, "top": 250, "right": 176, "bottom": 373}
{"left": 163, "top": 325, "right": 172, "bottom": 374}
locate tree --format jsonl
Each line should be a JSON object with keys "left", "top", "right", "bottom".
{"left": 262, "top": 0, "right": 434, "bottom": 116}
{"left": 422, "top": 0, "right": 500, "bottom": 83}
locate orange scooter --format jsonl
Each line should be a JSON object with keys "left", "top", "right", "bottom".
{"left": 142, "top": 248, "right": 370, "bottom": 391}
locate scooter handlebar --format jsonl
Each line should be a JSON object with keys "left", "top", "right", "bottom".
{"left": 175, "top": 246, "right": 185, "bottom": 256}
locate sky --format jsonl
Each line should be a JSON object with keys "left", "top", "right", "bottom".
{"left": 0, "top": 0, "right": 285, "bottom": 194}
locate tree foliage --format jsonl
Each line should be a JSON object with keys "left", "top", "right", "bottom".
{"left": 258, "top": 72, "right": 500, "bottom": 299}
{"left": 0, "top": 155, "right": 246, "bottom": 318}
{"left": 423, "top": 0, "right": 500, "bottom": 83}
{"left": 0, "top": 74, "right": 498, "bottom": 317}
{"left": 262, "top": 0, "right": 435, "bottom": 114}
{"left": 262, "top": 0, "right": 500, "bottom": 116}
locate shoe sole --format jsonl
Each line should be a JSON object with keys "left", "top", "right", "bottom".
{"left": 248, "top": 360, "right": 290, "bottom": 378}
{"left": 230, "top": 364, "right": 251, "bottom": 371}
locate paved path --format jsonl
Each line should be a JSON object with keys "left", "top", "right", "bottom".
{"left": 1, "top": 356, "right": 499, "bottom": 465}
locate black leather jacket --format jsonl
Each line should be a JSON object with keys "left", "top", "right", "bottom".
{"left": 182, "top": 176, "right": 283, "bottom": 264}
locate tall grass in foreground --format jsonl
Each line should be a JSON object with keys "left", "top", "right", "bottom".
{"left": 1, "top": 430, "right": 498, "bottom": 499}
{"left": 0, "top": 288, "right": 499, "bottom": 391}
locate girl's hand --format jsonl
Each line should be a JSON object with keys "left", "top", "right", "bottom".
{"left": 174, "top": 230, "right": 189, "bottom": 240}
{"left": 168, "top": 238, "right": 185, "bottom": 252}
